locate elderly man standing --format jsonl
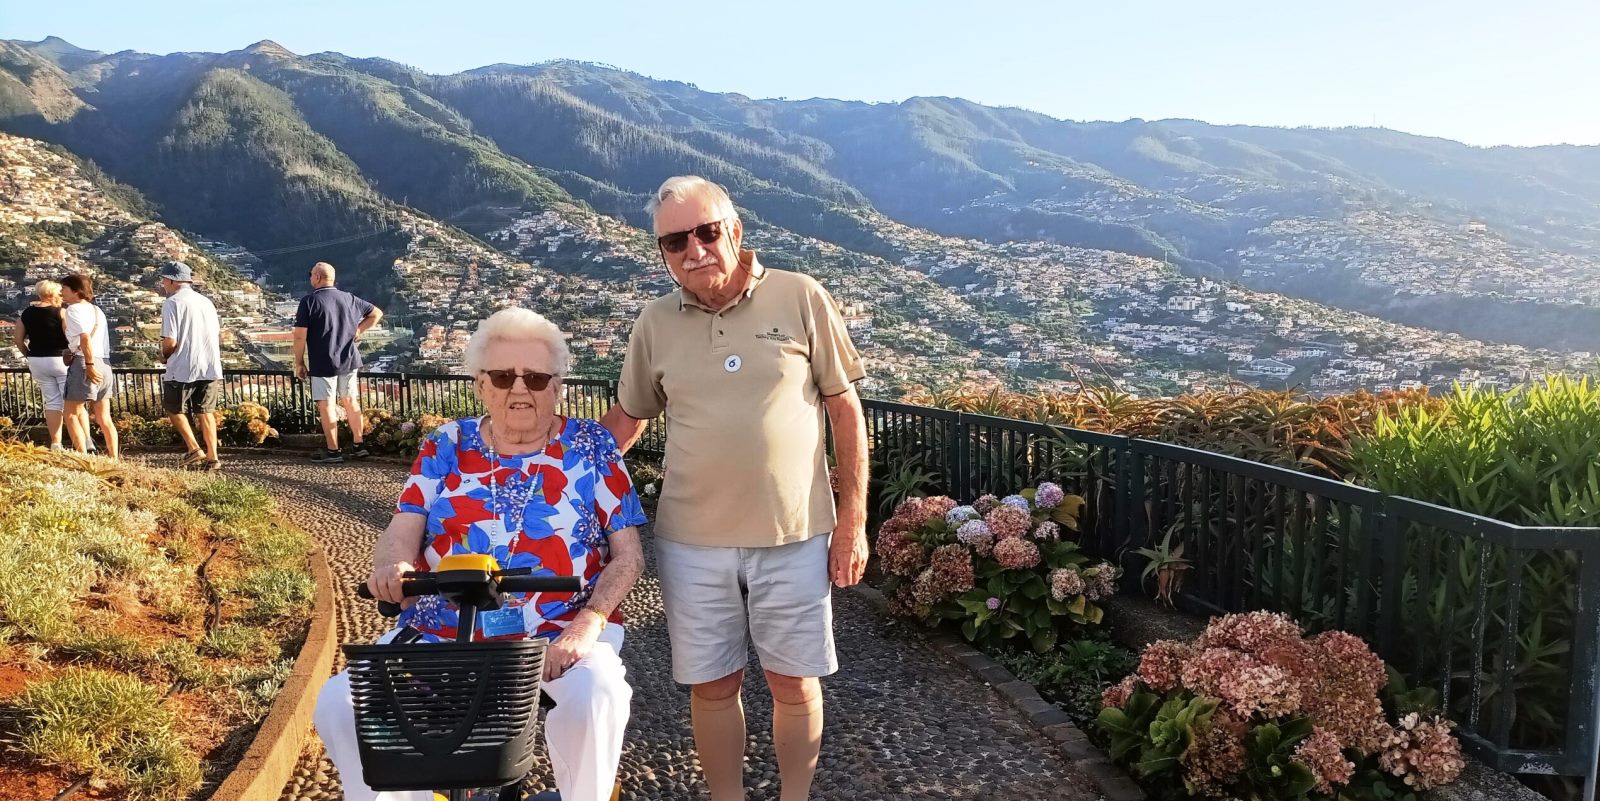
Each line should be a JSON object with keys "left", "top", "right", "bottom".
{"left": 159, "top": 261, "right": 224, "bottom": 471}
{"left": 293, "top": 261, "right": 383, "bottom": 463}
{"left": 601, "top": 176, "right": 869, "bottom": 801}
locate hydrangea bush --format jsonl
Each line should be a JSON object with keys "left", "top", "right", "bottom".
{"left": 1097, "top": 611, "right": 1465, "bottom": 800}
{"left": 340, "top": 409, "right": 449, "bottom": 455}
{"left": 875, "top": 483, "right": 1120, "bottom": 652}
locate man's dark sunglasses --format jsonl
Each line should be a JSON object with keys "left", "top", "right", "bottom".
{"left": 480, "top": 369, "right": 557, "bottom": 391}
{"left": 657, "top": 219, "right": 729, "bottom": 254}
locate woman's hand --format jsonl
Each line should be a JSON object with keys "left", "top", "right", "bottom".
{"left": 367, "top": 560, "right": 416, "bottom": 605}
{"left": 543, "top": 610, "right": 604, "bottom": 682}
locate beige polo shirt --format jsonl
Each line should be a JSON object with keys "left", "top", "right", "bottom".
{"left": 618, "top": 251, "right": 866, "bottom": 548}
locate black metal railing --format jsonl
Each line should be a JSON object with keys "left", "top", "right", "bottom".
{"left": 0, "top": 367, "right": 1592, "bottom": 777}
{"left": 0, "top": 368, "right": 654, "bottom": 450}
{"left": 858, "top": 398, "right": 1599, "bottom": 779}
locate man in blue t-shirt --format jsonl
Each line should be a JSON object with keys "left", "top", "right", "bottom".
{"left": 293, "top": 262, "right": 383, "bottom": 463}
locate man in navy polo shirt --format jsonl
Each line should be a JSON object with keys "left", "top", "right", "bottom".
{"left": 293, "top": 261, "right": 383, "bottom": 463}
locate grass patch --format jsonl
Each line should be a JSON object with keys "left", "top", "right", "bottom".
{"left": 238, "top": 524, "right": 312, "bottom": 567}
{"left": 58, "top": 632, "right": 153, "bottom": 671}
{"left": 0, "top": 450, "right": 309, "bottom": 796}
{"left": 187, "top": 477, "right": 275, "bottom": 525}
{"left": 153, "top": 640, "right": 218, "bottom": 688}
{"left": 231, "top": 566, "right": 315, "bottom": 621}
{"left": 17, "top": 668, "right": 203, "bottom": 800}
{"left": 225, "top": 658, "right": 296, "bottom": 723}
{"left": 202, "top": 623, "right": 277, "bottom": 660}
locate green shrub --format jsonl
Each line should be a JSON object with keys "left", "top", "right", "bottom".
{"left": 1351, "top": 377, "right": 1600, "bottom": 752}
{"left": 218, "top": 402, "right": 279, "bottom": 446}
{"left": 1354, "top": 376, "right": 1600, "bottom": 526}
{"left": 17, "top": 669, "right": 203, "bottom": 800}
{"left": 992, "top": 638, "right": 1135, "bottom": 725}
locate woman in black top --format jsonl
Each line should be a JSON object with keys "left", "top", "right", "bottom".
{"left": 14, "top": 280, "right": 70, "bottom": 448}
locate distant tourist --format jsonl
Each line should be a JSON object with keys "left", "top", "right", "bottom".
{"left": 601, "top": 175, "right": 869, "bottom": 801}
{"left": 292, "top": 261, "right": 382, "bottom": 463}
{"left": 60, "top": 273, "right": 118, "bottom": 459}
{"left": 159, "top": 261, "right": 223, "bottom": 471}
{"left": 315, "top": 307, "right": 647, "bottom": 801}
{"left": 14, "top": 280, "right": 70, "bottom": 449}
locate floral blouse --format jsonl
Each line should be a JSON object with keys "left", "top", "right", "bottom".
{"left": 392, "top": 416, "right": 647, "bottom": 642}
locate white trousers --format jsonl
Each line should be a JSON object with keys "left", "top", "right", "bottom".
{"left": 314, "top": 626, "right": 631, "bottom": 801}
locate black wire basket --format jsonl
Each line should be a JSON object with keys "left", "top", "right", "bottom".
{"left": 342, "top": 639, "right": 547, "bottom": 791}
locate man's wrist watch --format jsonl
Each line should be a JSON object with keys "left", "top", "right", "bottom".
{"left": 582, "top": 607, "right": 608, "bottom": 630}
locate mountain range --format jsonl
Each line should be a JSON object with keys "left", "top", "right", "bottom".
{"left": 0, "top": 36, "right": 1595, "bottom": 393}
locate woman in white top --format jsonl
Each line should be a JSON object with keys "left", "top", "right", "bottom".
{"left": 60, "top": 273, "right": 118, "bottom": 459}
{"left": 13, "top": 280, "right": 70, "bottom": 448}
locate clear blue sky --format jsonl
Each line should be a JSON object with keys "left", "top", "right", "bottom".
{"left": 5, "top": 0, "right": 1597, "bottom": 147}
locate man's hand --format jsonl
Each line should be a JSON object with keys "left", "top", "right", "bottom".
{"left": 367, "top": 560, "right": 416, "bottom": 605}
{"left": 294, "top": 362, "right": 308, "bottom": 380}
{"left": 828, "top": 521, "right": 869, "bottom": 588}
{"left": 544, "top": 610, "right": 604, "bottom": 681}
{"left": 86, "top": 364, "right": 103, "bottom": 385}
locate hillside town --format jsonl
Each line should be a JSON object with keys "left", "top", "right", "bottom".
{"left": 1240, "top": 210, "right": 1600, "bottom": 307}
{"left": 2, "top": 131, "right": 1594, "bottom": 399}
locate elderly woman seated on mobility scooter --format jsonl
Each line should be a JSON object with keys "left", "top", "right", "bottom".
{"left": 314, "top": 308, "right": 647, "bottom": 801}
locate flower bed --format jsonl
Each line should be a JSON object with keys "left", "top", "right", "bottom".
{"left": 1097, "top": 611, "right": 1465, "bottom": 800}
{"left": 875, "top": 483, "right": 1120, "bottom": 653}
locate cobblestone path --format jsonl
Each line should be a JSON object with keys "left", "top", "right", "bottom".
{"left": 221, "top": 455, "right": 1102, "bottom": 801}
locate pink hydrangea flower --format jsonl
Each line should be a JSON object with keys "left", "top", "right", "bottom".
{"left": 1135, "top": 640, "right": 1192, "bottom": 692}
{"left": 1101, "top": 675, "right": 1138, "bottom": 709}
{"left": 985, "top": 505, "right": 1032, "bottom": 540}
{"left": 1295, "top": 727, "right": 1355, "bottom": 794}
{"left": 993, "top": 537, "right": 1041, "bottom": 570}
{"left": 1049, "top": 568, "right": 1084, "bottom": 600}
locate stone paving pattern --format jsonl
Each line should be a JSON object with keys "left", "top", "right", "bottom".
{"left": 219, "top": 454, "right": 1104, "bottom": 801}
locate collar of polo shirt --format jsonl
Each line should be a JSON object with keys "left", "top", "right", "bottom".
{"left": 678, "top": 250, "right": 768, "bottom": 313}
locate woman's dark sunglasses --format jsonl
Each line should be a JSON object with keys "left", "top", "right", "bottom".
{"left": 480, "top": 370, "right": 556, "bottom": 391}
{"left": 657, "top": 219, "right": 728, "bottom": 254}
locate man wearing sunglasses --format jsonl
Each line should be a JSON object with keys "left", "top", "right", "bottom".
{"left": 601, "top": 176, "right": 868, "bottom": 801}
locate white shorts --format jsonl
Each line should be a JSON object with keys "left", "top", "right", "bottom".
{"left": 310, "top": 371, "right": 358, "bottom": 403}
{"left": 27, "top": 356, "right": 69, "bottom": 411}
{"left": 654, "top": 534, "right": 837, "bottom": 685}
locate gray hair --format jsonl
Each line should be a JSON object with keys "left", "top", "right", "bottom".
{"left": 645, "top": 175, "right": 738, "bottom": 230}
{"left": 34, "top": 279, "right": 61, "bottom": 301}
{"left": 463, "top": 307, "right": 571, "bottom": 377}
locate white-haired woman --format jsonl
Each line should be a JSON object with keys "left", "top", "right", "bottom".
{"left": 14, "top": 280, "right": 71, "bottom": 449}
{"left": 314, "top": 308, "right": 647, "bottom": 801}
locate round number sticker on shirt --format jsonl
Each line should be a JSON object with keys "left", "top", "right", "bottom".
{"left": 724, "top": 354, "right": 742, "bottom": 373}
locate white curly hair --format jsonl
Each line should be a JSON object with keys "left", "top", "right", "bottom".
{"left": 463, "top": 307, "right": 571, "bottom": 377}
{"left": 645, "top": 175, "right": 738, "bottom": 231}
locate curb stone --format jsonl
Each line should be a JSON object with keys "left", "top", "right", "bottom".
{"left": 847, "top": 584, "right": 1148, "bottom": 801}
{"left": 210, "top": 544, "right": 338, "bottom": 801}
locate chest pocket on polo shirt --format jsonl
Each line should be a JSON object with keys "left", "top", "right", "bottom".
{"left": 741, "top": 326, "right": 810, "bottom": 388}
